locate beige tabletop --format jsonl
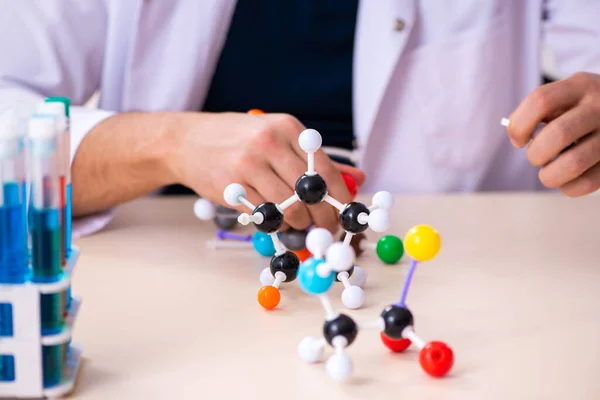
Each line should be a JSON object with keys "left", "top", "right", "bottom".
{"left": 69, "top": 193, "right": 600, "bottom": 400}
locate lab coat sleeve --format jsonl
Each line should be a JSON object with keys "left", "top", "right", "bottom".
{"left": 542, "top": 0, "right": 600, "bottom": 76}
{"left": 0, "top": 0, "right": 116, "bottom": 238}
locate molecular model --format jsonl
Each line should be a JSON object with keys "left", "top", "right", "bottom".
{"left": 222, "top": 128, "right": 394, "bottom": 310}
{"left": 297, "top": 225, "right": 454, "bottom": 382}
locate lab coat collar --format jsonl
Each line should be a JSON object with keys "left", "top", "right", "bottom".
{"left": 353, "top": 0, "right": 415, "bottom": 164}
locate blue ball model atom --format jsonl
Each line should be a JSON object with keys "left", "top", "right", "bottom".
{"left": 252, "top": 231, "right": 276, "bottom": 257}
{"left": 298, "top": 258, "right": 335, "bottom": 295}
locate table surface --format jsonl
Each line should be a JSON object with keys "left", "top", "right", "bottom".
{"left": 68, "top": 193, "right": 600, "bottom": 400}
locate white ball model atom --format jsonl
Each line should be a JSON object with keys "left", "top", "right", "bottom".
{"left": 326, "top": 351, "right": 353, "bottom": 381}
{"left": 305, "top": 228, "right": 333, "bottom": 258}
{"left": 372, "top": 191, "right": 394, "bottom": 210}
{"left": 298, "top": 129, "right": 322, "bottom": 153}
{"left": 325, "top": 242, "right": 355, "bottom": 272}
{"left": 224, "top": 183, "right": 246, "bottom": 207}
{"left": 193, "top": 198, "right": 216, "bottom": 220}
{"left": 298, "top": 337, "right": 325, "bottom": 364}
{"left": 341, "top": 286, "right": 365, "bottom": 310}
{"left": 367, "top": 209, "right": 390, "bottom": 233}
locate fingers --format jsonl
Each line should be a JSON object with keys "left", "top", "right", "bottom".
{"left": 538, "top": 130, "right": 600, "bottom": 189}
{"left": 263, "top": 143, "right": 316, "bottom": 230}
{"left": 245, "top": 160, "right": 313, "bottom": 230}
{"left": 508, "top": 76, "right": 586, "bottom": 148}
{"left": 526, "top": 102, "right": 600, "bottom": 167}
{"left": 298, "top": 146, "right": 350, "bottom": 232}
{"left": 264, "top": 113, "right": 342, "bottom": 232}
{"left": 559, "top": 162, "right": 600, "bottom": 197}
{"left": 291, "top": 140, "right": 354, "bottom": 203}
{"left": 295, "top": 148, "right": 342, "bottom": 232}
{"left": 307, "top": 151, "right": 349, "bottom": 233}
{"left": 334, "top": 162, "right": 366, "bottom": 188}
{"left": 248, "top": 112, "right": 368, "bottom": 232}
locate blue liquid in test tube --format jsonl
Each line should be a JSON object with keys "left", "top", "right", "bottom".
{"left": 28, "top": 117, "right": 65, "bottom": 350}
{"left": 0, "top": 110, "right": 28, "bottom": 381}
{"left": 28, "top": 116, "right": 62, "bottom": 283}
{"left": 0, "top": 111, "right": 29, "bottom": 284}
{"left": 40, "top": 98, "right": 72, "bottom": 312}
{"left": 44, "top": 98, "right": 71, "bottom": 255}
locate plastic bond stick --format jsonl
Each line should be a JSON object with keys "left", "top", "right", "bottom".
{"left": 337, "top": 272, "right": 351, "bottom": 289}
{"left": 217, "top": 229, "right": 252, "bottom": 242}
{"left": 279, "top": 193, "right": 299, "bottom": 210}
{"left": 319, "top": 295, "right": 338, "bottom": 320}
{"left": 272, "top": 272, "right": 285, "bottom": 289}
{"left": 323, "top": 194, "right": 345, "bottom": 212}
{"left": 238, "top": 197, "right": 255, "bottom": 210}
{"left": 205, "top": 240, "right": 253, "bottom": 250}
{"left": 502, "top": 117, "right": 558, "bottom": 146}
{"left": 397, "top": 259, "right": 418, "bottom": 307}
{"left": 342, "top": 233, "right": 354, "bottom": 246}
{"left": 402, "top": 327, "right": 425, "bottom": 349}
{"left": 269, "top": 232, "right": 286, "bottom": 255}
{"left": 361, "top": 241, "right": 376, "bottom": 251}
{"left": 358, "top": 318, "right": 385, "bottom": 331}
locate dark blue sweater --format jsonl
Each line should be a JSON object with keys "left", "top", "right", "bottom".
{"left": 203, "top": 0, "right": 358, "bottom": 150}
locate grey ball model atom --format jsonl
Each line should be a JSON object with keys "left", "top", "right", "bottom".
{"left": 278, "top": 228, "right": 309, "bottom": 251}
{"left": 213, "top": 206, "right": 240, "bottom": 230}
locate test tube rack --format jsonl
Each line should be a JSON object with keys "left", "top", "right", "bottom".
{"left": 0, "top": 247, "right": 82, "bottom": 399}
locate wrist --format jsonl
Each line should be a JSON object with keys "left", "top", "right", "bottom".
{"left": 161, "top": 111, "right": 219, "bottom": 187}
{"left": 153, "top": 112, "right": 189, "bottom": 186}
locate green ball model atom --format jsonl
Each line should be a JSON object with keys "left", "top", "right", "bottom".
{"left": 375, "top": 235, "right": 404, "bottom": 264}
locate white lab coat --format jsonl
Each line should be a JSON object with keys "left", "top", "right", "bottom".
{"left": 0, "top": 0, "right": 599, "bottom": 234}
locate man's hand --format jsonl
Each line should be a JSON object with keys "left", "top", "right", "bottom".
{"left": 171, "top": 112, "right": 365, "bottom": 232}
{"left": 72, "top": 111, "right": 364, "bottom": 228}
{"left": 507, "top": 72, "right": 600, "bottom": 197}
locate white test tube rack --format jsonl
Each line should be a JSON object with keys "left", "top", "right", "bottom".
{"left": 0, "top": 247, "right": 83, "bottom": 399}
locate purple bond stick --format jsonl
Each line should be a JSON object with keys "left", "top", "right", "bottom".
{"left": 216, "top": 229, "right": 252, "bottom": 242}
{"left": 396, "top": 259, "right": 418, "bottom": 307}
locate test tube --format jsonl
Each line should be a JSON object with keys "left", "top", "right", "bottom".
{"left": 36, "top": 102, "right": 67, "bottom": 266}
{"left": 28, "top": 116, "right": 62, "bottom": 282}
{"left": 0, "top": 111, "right": 28, "bottom": 383}
{"left": 37, "top": 100, "right": 72, "bottom": 314}
{"left": 45, "top": 97, "right": 71, "bottom": 258}
{"left": 0, "top": 110, "right": 29, "bottom": 284}
{"left": 27, "top": 117, "right": 66, "bottom": 343}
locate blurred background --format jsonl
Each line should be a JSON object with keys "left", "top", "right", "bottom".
{"left": 83, "top": 45, "right": 598, "bottom": 196}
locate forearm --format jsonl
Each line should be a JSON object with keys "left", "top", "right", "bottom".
{"left": 71, "top": 112, "right": 180, "bottom": 217}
